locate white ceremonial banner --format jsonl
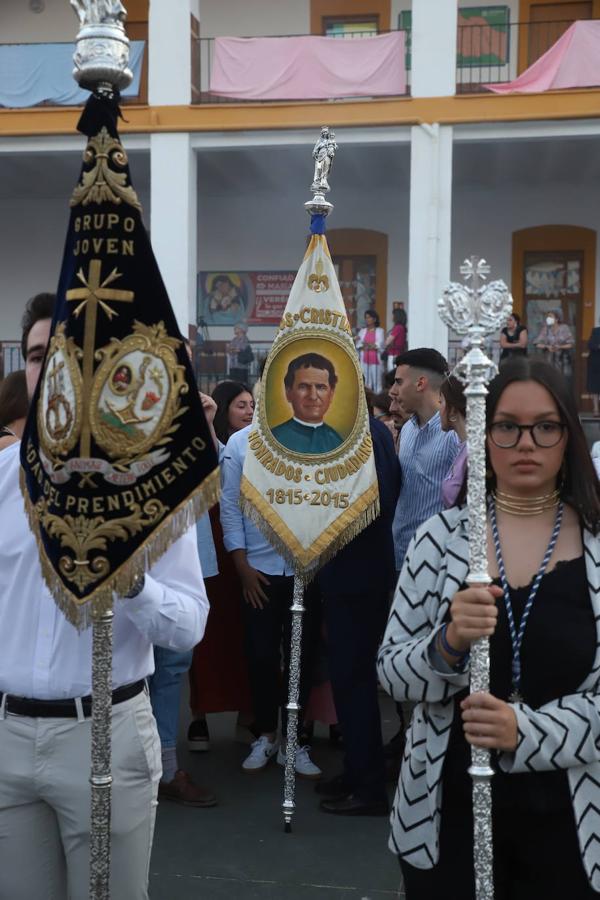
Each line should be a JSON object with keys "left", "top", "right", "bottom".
{"left": 241, "top": 231, "right": 379, "bottom": 576}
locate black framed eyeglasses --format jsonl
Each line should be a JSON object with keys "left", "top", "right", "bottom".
{"left": 488, "top": 421, "right": 566, "bottom": 449}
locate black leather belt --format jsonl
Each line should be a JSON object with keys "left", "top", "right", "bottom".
{"left": 0, "top": 679, "right": 145, "bottom": 718}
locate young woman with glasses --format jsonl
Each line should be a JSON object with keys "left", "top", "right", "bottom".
{"left": 378, "top": 358, "right": 600, "bottom": 898}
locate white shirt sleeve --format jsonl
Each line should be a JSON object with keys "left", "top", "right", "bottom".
{"left": 120, "top": 524, "right": 208, "bottom": 651}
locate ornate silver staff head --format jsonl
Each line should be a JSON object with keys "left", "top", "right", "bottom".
{"left": 439, "top": 260, "right": 512, "bottom": 900}
{"left": 305, "top": 125, "right": 338, "bottom": 217}
{"left": 438, "top": 256, "right": 512, "bottom": 381}
{"left": 71, "top": 0, "right": 133, "bottom": 94}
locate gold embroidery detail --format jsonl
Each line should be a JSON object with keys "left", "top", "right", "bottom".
{"left": 240, "top": 475, "right": 379, "bottom": 577}
{"left": 70, "top": 126, "right": 141, "bottom": 211}
{"left": 90, "top": 321, "right": 187, "bottom": 463}
{"left": 20, "top": 466, "right": 221, "bottom": 630}
{"left": 307, "top": 259, "right": 329, "bottom": 293}
{"left": 37, "top": 498, "right": 168, "bottom": 593}
{"left": 38, "top": 323, "right": 83, "bottom": 461}
{"left": 66, "top": 260, "right": 135, "bottom": 459}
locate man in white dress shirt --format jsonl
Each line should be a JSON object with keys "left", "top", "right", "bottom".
{"left": 0, "top": 294, "right": 209, "bottom": 900}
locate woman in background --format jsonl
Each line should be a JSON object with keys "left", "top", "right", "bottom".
{"left": 499, "top": 312, "right": 528, "bottom": 364}
{"left": 188, "top": 381, "right": 256, "bottom": 750}
{"left": 383, "top": 308, "right": 407, "bottom": 372}
{"left": 534, "top": 310, "right": 574, "bottom": 383}
{"left": 439, "top": 375, "right": 467, "bottom": 508}
{"left": 0, "top": 370, "right": 28, "bottom": 451}
{"left": 356, "top": 309, "right": 385, "bottom": 391}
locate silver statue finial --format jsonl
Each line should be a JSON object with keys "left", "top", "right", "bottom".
{"left": 71, "top": 0, "right": 132, "bottom": 93}
{"left": 305, "top": 126, "right": 338, "bottom": 217}
{"left": 70, "top": 0, "right": 127, "bottom": 26}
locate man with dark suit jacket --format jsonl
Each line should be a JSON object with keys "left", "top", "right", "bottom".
{"left": 316, "top": 417, "right": 401, "bottom": 815}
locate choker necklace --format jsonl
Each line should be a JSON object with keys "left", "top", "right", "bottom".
{"left": 493, "top": 488, "right": 561, "bottom": 517}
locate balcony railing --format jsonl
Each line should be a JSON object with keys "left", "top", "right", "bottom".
{"left": 192, "top": 30, "right": 411, "bottom": 105}
{"left": 456, "top": 18, "right": 586, "bottom": 94}
{"left": 0, "top": 342, "right": 24, "bottom": 379}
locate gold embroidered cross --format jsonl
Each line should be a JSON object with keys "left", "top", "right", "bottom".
{"left": 67, "top": 260, "right": 135, "bottom": 458}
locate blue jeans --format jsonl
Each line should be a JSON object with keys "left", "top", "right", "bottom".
{"left": 148, "top": 646, "right": 193, "bottom": 750}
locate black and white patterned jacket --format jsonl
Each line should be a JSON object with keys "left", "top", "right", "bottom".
{"left": 377, "top": 506, "right": 600, "bottom": 890}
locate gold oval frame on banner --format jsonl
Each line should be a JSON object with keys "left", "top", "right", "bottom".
{"left": 259, "top": 328, "right": 366, "bottom": 463}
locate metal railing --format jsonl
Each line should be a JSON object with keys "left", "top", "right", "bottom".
{"left": 193, "top": 30, "right": 411, "bottom": 104}
{"left": 191, "top": 341, "right": 270, "bottom": 394}
{"left": 0, "top": 41, "right": 147, "bottom": 109}
{"left": 0, "top": 342, "right": 24, "bottom": 379}
{"left": 456, "top": 18, "right": 586, "bottom": 94}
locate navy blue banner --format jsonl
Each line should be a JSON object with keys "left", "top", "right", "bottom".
{"left": 21, "top": 93, "right": 219, "bottom": 627}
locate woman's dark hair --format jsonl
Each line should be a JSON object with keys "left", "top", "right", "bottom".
{"left": 508, "top": 312, "right": 521, "bottom": 325}
{"left": 486, "top": 358, "right": 600, "bottom": 533}
{"left": 372, "top": 391, "right": 391, "bottom": 415}
{"left": 0, "top": 370, "right": 28, "bottom": 427}
{"left": 382, "top": 369, "right": 396, "bottom": 390}
{"left": 392, "top": 308, "right": 404, "bottom": 326}
{"left": 440, "top": 375, "right": 466, "bottom": 419}
{"left": 211, "top": 380, "right": 252, "bottom": 445}
{"left": 364, "top": 308, "right": 380, "bottom": 327}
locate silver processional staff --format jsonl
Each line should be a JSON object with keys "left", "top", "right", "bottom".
{"left": 438, "top": 257, "right": 512, "bottom": 900}
{"left": 70, "top": 2, "right": 133, "bottom": 898}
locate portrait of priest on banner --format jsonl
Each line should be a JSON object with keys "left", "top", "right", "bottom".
{"left": 270, "top": 351, "right": 344, "bottom": 454}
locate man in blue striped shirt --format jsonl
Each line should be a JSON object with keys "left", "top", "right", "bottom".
{"left": 390, "top": 349, "right": 459, "bottom": 572}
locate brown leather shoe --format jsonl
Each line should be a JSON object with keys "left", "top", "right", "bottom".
{"left": 158, "top": 770, "right": 217, "bottom": 807}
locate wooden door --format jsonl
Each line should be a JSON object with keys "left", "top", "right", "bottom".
{"left": 530, "top": 3, "right": 591, "bottom": 62}
{"left": 332, "top": 255, "right": 377, "bottom": 332}
{"left": 326, "top": 228, "right": 388, "bottom": 333}
{"left": 523, "top": 250, "right": 583, "bottom": 395}
{"left": 512, "top": 225, "right": 596, "bottom": 412}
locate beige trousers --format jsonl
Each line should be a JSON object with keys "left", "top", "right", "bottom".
{"left": 0, "top": 689, "right": 161, "bottom": 900}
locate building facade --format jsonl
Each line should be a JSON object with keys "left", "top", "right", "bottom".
{"left": 1, "top": 0, "right": 600, "bottom": 406}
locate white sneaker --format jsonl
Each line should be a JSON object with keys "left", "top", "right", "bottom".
{"left": 242, "top": 735, "right": 279, "bottom": 773}
{"left": 277, "top": 744, "right": 322, "bottom": 780}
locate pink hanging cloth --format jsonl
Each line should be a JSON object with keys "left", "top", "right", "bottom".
{"left": 486, "top": 20, "right": 600, "bottom": 94}
{"left": 209, "top": 32, "right": 406, "bottom": 101}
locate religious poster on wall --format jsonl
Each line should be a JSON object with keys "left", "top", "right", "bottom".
{"left": 457, "top": 6, "right": 510, "bottom": 67}
{"left": 197, "top": 270, "right": 295, "bottom": 326}
{"left": 399, "top": 5, "right": 510, "bottom": 68}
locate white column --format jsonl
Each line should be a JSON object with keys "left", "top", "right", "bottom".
{"left": 407, "top": 124, "right": 453, "bottom": 355}
{"left": 148, "top": 0, "right": 199, "bottom": 105}
{"left": 411, "top": 0, "right": 458, "bottom": 98}
{"left": 150, "top": 134, "right": 197, "bottom": 334}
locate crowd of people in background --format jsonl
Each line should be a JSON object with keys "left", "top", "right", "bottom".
{"left": 3, "top": 294, "right": 600, "bottom": 898}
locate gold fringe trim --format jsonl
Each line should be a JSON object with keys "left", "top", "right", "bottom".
{"left": 19, "top": 466, "right": 220, "bottom": 632}
{"left": 303, "top": 234, "right": 332, "bottom": 262}
{"left": 240, "top": 475, "right": 380, "bottom": 584}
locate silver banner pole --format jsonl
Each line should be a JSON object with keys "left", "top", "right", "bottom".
{"left": 89, "top": 610, "right": 114, "bottom": 899}
{"left": 282, "top": 128, "right": 338, "bottom": 832}
{"left": 68, "top": 3, "right": 133, "bottom": 897}
{"left": 282, "top": 575, "right": 305, "bottom": 833}
{"left": 438, "top": 257, "right": 512, "bottom": 900}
